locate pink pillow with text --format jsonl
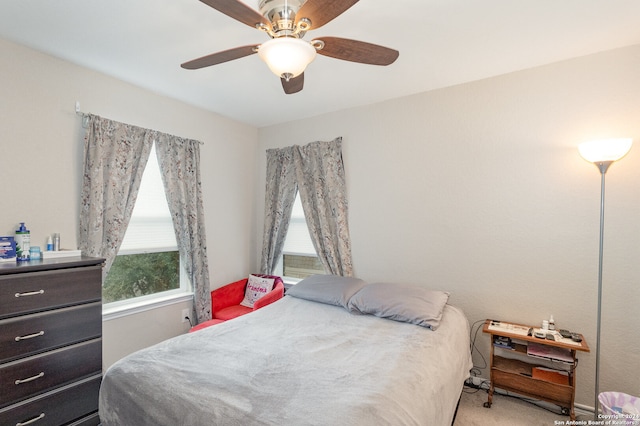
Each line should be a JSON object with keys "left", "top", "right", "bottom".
{"left": 240, "top": 274, "right": 275, "bottom": 308}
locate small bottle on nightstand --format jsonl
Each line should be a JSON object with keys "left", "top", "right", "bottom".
{"left": 549, "top": 315, "right": 556, "bottom": 331}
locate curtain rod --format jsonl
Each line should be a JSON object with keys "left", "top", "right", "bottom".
{"left": 74, "top": 102, "right": 203, "bottom": 145}
{"left": 76, "top": 110, "right": 91, "bottom": 128}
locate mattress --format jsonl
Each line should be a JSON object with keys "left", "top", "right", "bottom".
{"left": 99, "top": 295, "right": 472, "bottom": 425}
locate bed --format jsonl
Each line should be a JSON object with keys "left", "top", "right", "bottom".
{"left": 99, "top": 276, "right": 473, "bottom": 426}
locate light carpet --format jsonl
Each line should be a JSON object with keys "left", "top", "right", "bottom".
{"left": 454, "top": 387, "right": 584, "bottom": 425}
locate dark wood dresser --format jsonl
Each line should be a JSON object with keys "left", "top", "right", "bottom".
{"left": 0, "top": 257, "right": 104, "bottom": 426}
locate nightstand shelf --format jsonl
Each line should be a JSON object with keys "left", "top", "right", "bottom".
{"left": 482, "top": 319, "right": 590, "bottom": 420}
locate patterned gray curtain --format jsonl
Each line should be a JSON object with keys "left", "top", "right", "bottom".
{"left": 79, "top": 115, "right": 211, "bottom": 323}
{"left": 260, "top": 137, "right": 353, "bottom": 277}
{"left": 260, "top": 146, "right": 297, "bottom": 274}
{"left": 155, "top": 134, "right": 212, "bottom": 324}
{"left": 294, "top": 138, "right": 353, "bottom": 276}
{"left": 79, "top": 114, "right": 154, "bottom": 276}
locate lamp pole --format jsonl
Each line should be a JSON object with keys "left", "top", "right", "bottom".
{"left": 578, "top": 138, "right": 632, "bottom": 419}
{"left": 593, "top": 161, "right": 611, "bottom": 419}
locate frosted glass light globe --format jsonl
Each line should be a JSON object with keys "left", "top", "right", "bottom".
{"left": 578, "top": 138, "right": 633, "bottom": 163}
{"left": 258, "top": 38, "right": 316, "bottom": 80}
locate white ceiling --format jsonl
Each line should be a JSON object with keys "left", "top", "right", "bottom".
{"left": 1, "top": 1, "right": 639, "bottom": 128}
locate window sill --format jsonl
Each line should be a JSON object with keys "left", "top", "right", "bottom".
{"left": 102, "top": 292, "right": 193, "bottom": 321}
{"left": 282, "top": 276, "right": 302, "bottom": 293}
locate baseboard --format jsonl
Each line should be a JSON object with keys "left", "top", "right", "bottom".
{"left": 465, "top": 376, "right": 595, "bottom": 417}
{"left": 574, "top": 403, "right": 593, "bottom": 418}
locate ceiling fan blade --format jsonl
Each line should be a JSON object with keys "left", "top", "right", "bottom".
{"left": 296, "top": 0, "right": 359, "bottom": 30}
{"left": 315, "top": 37, "right": 399, "bottom": 66}
{"left": 281, "top": 73, "right": 304, "bottom": 94}
{"left": 181, "top": 45, "right": 259, "bottom": 69}
{"left": 199, "top": 0, "right": 269, "bottom": 28}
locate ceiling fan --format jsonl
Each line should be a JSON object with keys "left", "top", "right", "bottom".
{"left": 181, "top": 0, "right": 399, "bottom": 94}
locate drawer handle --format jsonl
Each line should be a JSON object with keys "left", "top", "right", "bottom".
{"left": 15, "top": 372, "right": 44, "bottom": 385}
{"left": 14, "top": 290, "right": 45, "bottom": 298}
{"left": 16, "top": 413, "right": 45, "bottom": 426}
{"left": 15, "top": 331, "right": 45, "bottom": 341}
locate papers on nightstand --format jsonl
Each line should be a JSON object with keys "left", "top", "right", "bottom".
{"left": 487, "top": 321, "right": 531, "bottom": 336}
{"left": 527, "top": 342, "right": 573, "bottom": 363}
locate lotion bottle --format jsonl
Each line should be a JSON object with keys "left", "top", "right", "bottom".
{"left": 15, "top": 222, "right": 31, "bottom": 261}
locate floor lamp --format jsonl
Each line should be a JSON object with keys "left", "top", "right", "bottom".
{"left": 578, "top": 138, "right": 633, "bottom": 418}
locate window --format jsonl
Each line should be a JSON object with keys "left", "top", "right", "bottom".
{"left": 275, "top": 192, "right": 325, "bottom": 281}
{"left": 103, "top": 144, "right": 189, "bottom": 308}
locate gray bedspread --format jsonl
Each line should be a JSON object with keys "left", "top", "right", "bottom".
{"left": 99, "top": 296, "right": 472, "bottom": 425}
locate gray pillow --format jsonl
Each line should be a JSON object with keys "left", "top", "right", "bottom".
{"left": 348, "top": 282, "right": 450, "bottom": 330}
{"left": 287, "top": 274, "right": 368, "bottom": 308}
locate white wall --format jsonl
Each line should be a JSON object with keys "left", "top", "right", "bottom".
{"left": 0, "top": 38, "right": 258, "bottom": 368}
{"left": 257, "top": 45, "right": 640, "bottom": 407}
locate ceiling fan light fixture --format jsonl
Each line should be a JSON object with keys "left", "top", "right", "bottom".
{"left": 258, "top": 37, "right": 316, "bottom": 80}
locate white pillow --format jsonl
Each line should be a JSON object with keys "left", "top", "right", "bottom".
{"left": 240, "top": 274, "right": 275, "bottom": 308}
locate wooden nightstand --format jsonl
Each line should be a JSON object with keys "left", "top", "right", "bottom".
{"left": 482, "top": 319, "right": 590, "bottom": 420}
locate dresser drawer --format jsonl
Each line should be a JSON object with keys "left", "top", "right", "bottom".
{"left": 0, "top": 374, "right": 101, "bottom": 426}
{"left": 0, "top": 339, "right": 102, "bottom": 407}
{"left": 69, "top": 412, "right": 100, "bottom": 426}
{"left": 0, "top": 266, "right": 101, "bottom": 319}
{"left": 0, "top": 303, "right": 102, "bottom": 363}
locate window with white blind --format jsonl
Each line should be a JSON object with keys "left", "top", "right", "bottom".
{"left": 103, "top": 143, "right": 188, "bottom": 307}
{"left": 275, "top": 192, "right": 325, "bottom": 281}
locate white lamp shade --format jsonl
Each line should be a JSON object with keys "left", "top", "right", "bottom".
{"left": 257, "top": 38, "right": 316, "bottom": 79}
{"left": 578, "top": 138, "right": 633, "bottom": 163}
